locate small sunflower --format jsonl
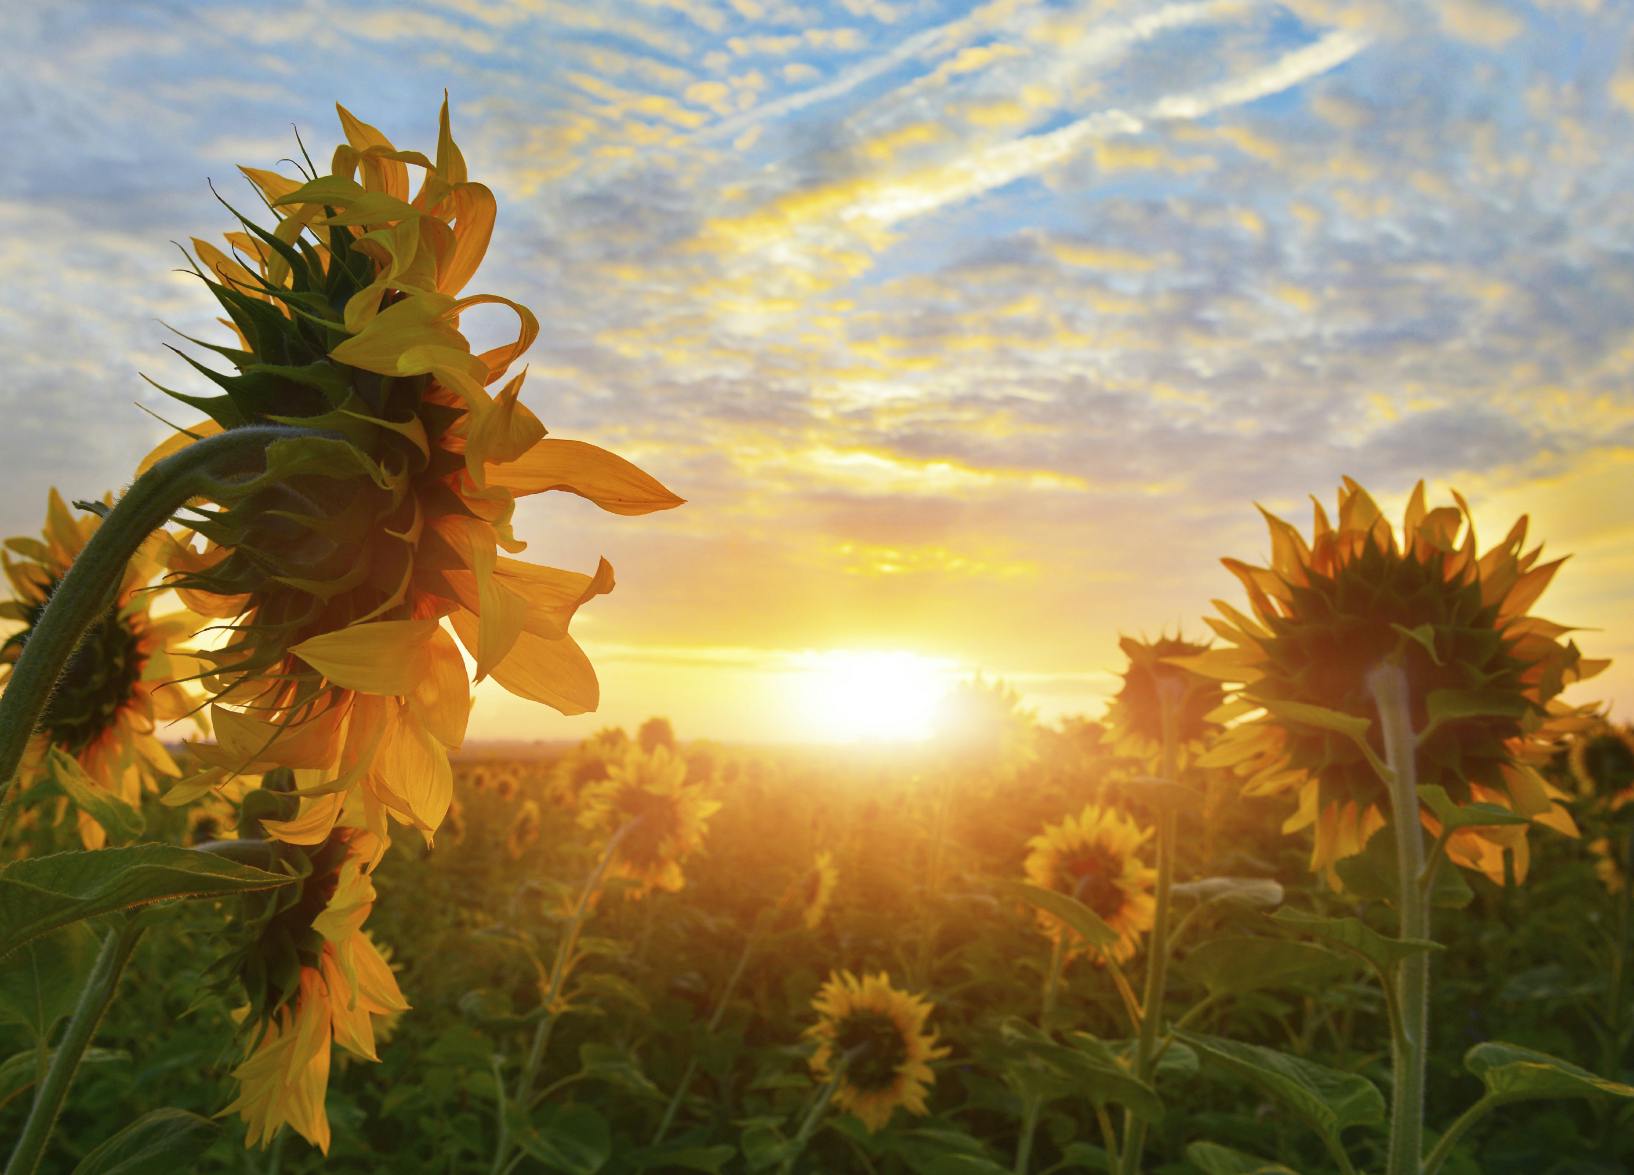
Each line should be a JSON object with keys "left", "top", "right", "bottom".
{"left": 1102, "top": 634, "right": 1222, "bottom": 768}
{"left": 793, "top": 849, "right": 839, "bottom": 930}
{"left": 807, "top": 970, "right": 949, "bottom": 1133}
{"left": 1024, "top": 804, "right": 1156, "bottom": 965}
{"left": 576, "top": 745, "right": 719, "bottom": 898}
{"left": 506, "top": 798, "right": 540, "bottom": 860}
{"left": 1190, "top": 479, "right": 1604, "bottom": 881}
{"left": 151, "top": 99, "right": 682, "bottom": 852}
{"left": 221, "top": 821, "right": 408, "bottom": 1153}
{"left": 1568, "top": 721, "right": 1634, "bottom": 805}
{"left": 1, "top": 490, "right": 201, "bottom": 848}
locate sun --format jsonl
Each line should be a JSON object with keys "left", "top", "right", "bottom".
{"left": 793, "top": 650, "right": 955, "bottom": 743}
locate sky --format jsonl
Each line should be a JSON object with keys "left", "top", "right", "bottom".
{"left": 3, "top": 0, "right": 1634, "bottom": 744}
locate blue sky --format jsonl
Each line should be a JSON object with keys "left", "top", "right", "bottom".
{"left": 3, "top": 0, "right": 1633, "bottom": 741}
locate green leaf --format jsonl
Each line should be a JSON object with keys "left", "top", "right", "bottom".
{"left": 1260, "top": 699, "right": 1387, "bottom": 777}
{"left": 575, "top": 1042, "right": 662, "bottom": 1100}
{"left": 1390, "top": 623, "right": 1443, "bottom": 666}
{"left": 999, "top": 1021, "right": 1162, "bottom": 1121}
{"left": 572, "top": 971, "right": 651, "bottom": 1014}
{"left": 920, "top": 1158, "right": 1011, "bottom": 1175}
{"left": 72, "top": 1108, "right": 219, "bottom": 1174}
{"left": 1423, "top": 688, "right": 1530, "bottom": 734}
{"left": 1179, "top": 1031, "right": 1384, "bottom": 1154}
{"left": 626, "top": 1145, "right": 737, "bottom": 1173}
{"left": 1186, "top": 1140, "right": 1302, "bottom": 1174}
{"left": 510, "top": 1103, "right": 610, "bottom": 1174}
{"left": 1171, "top": 876, "right": 1285, "bottom": 910}
{"left": 1271, "top": 908, "right": 1441, "bottom": 979}
{"left": 998, "top": 881, "right": 1119, "bottom": 949}
{"left": 1334, "top": 827, "right": 1475, "bottom": 909}
{"left": 0, "top": 1048, "right": 126, "bottom": 1114}
{"left": 0, "top": 922, "right": 98, "bottom": 1041}
{"left": 0, "top": 844, "right": 300, "bottom": 962}
{"left": 1416, "top": 785, "right": 1529, "bottom": 830}
{"left": 1465, "top": 1041, "right": 1634, "bottom": 1102}
{"left": 1182, "top": 936, "right": 1345, "bottom": 998}
{"left": 47, "top": 748, "right": 145, "bottom": 845}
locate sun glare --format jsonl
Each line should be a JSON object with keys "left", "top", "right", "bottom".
{"left": 793, "top": 650, "right": 955, "bottom": 743}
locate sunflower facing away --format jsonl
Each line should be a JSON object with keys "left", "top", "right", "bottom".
{"left": 1, "top": 490, "right": 200, "bottom": 847}
{"left": 576, "top": 745, "right": 719, "bottom": 897}
{"left": 1102, "top": 634, "right": 1222, "bottom": 769}
{"left": 806, "top": 971, "right": 950, "bottom": 1133}
{"left": 1189, "top": 478, "right": 1604, "bottom": 881}
{"left": 152, "top": 98, "right": 682, "bottom": 850}
{"left": 1568, "top": 720, "right": 1634, "bottom": 805}
{"left": 1024, "top": 803, "right": 1156, "bottom": 965}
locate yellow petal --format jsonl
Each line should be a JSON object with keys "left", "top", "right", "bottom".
{"left": 486, "top": 438, "right": 684, "bottom": 515}
{"left": 291, "top": 620, "right": 441, "bottom": 695}
{"left": 449, "top": 609, "right": 600, "bottom": 715}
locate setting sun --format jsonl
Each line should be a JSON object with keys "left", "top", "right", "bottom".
{"left": 792, "top": 650, "right": 957, "bottom": 743}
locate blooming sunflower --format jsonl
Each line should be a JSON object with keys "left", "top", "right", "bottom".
{"left": 220, "top": 820, "right": 407, "bottom": 1153}
{"left": 506, "top": 798, "right": 541, "bottom": 860}
{"left": 1, "top": 490, "right": 200, "bottom": 847}
{"left": 1102, "top": 634, "right": 1222, "bottom": 768}
{"left": 793, "top": 849, "right": 839, "bottom": 930}
{"left": 1189, "top": 479, "right": 1604, "bottom": 881}
{"left": 152, "top": 99, "right": 682, "bottom": 850}
{"left": 576, "top": 745, "right": 719, "bottom": 898}
{"left": 1023, "top": 803, "right": 1156, "bottom": 965}
{"left": 807, "top": 970, "right": 949, "bottom": 1133}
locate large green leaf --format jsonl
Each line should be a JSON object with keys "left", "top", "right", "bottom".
{"left": 626, "top": 1145, "right": 737, "bottom": 1173}
{"left": 0, "top": 922, "right": 98, "bottom": 1041}
{"left": 1186, "top": 1140, "right": 1301, "bottom": 1174}
{"left": 574, "top": 1042, "right": 662, "bottom": 1100}
{"left": 1465, "top": 1042, "right": 1634, "bottom": 1102}
{"left": 72, "top": 1108, "right": 219, "bottom": 1174}
{"left": 1333, "top": 827, "right": 1475, "bottom": 909}
{"left": 1271, "top": 908, "right": 1441, "bottom": 979}
{"left": 999, "top": 1021, "right": 1162, "bottom": 1121}
{"left": 47, "top": 749, "right": 145, "bottom": 845}
{"left": 0, "top": 1047, "right": 127, "bottom": 1114}
{"left": 0, "top": 844, "right": 299, "bottom": 961}
{"left": 510, "top": 1103, "right": 611, "bottom": 1174}
{"left": 1416, "top": 785, "right": 1529, "bottom": 830}
{"left": 1421, "top": 689, "right": 1530, "bottom": 738}
{"left": 1182, "top": 936, "right": 1344, "bottom": 998}
{"left": 1180, "top": 1032, "right": 1384, "bottom": 1154}
{"left": 999, "top": 881, "right": 1119, "bottom": 949}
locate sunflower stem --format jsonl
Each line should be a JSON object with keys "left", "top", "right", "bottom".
{"left": 4, "top": 916, "right": 144, "bottom": 1175}
{"left": 490, "top": 818, "right": 635, "bottom": 1175}
{"left": 1119, "top": 680, "right": 1182, "bottom": 1174}
{"left": 1013, "top": 937, "right": 1067, "bottom": 1173}
{"left": 1369, "top": 658, "right": 1429, "bottom": 1175}
{"left": 780, "top": 1061, "right": 848, "bottom": 1174}
{"left": 0, "top": 426, "right": 333, "bottom": 819}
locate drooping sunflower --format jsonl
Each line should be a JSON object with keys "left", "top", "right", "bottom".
{"left": 576, "top": 745, "right": 719, "bottom": 898}
{"left": 220, "top": 820, "right": 407, "bottom": 1153}
{"left": 1023, "top": 803, "right": 1156, "bottom": 965}
{"left": 1, "top": 490, "right": 200, "bottom": 848}
{"left": 1102, "top": 634, "right": 1222, "bottom": 768}
{"left": 152, "top": 99, "right": 682, "bottom": 849}
{"left": 807, "top": 970, "right": 949, "bottom": 1133}
{"left": 1189, "top": 479, "right": 1604, "bottom": 881}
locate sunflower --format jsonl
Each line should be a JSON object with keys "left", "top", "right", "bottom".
{"left": 1102, "top": 634, "right": 1222, "bottom": 768}
{"left": 506, "top": 798, "right": 541, "bottom": 860}
{"left": 1, "top": 490, "right": 200, "bottom": 848}
{"left": 576, "top": 745, "right": 719, "bottom": 898}
{"left": 151, "top": 99, "right": 682, "bottom": 851}
{"left": 793, "top": 849, "right": 839, "bottom": 930}
{"left": 221, "top": 821, "right": 407, "bottom": 1152}
{"left": 1023, "top": 803, "right": 1156, "bottom": 965}
{"left": 1568, "top": 721, "right": 1634, "bottom": 805}
{"left": 1189, "top": 479, "right": 1604, "bottom": 881}
{"left": 807, "top": 970, "right": 949, "bottom": 1133}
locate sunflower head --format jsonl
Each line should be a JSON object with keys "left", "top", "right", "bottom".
{"left": 1193, "top": 478, "right": 1604, "bottom": 880}
{"left": 792, "top": 849, "right": 839, "bottom": 930}
{"left": 506, "top": 798, "right": 541, "bottom": 860}
{"left": 1103, "top": 633, "right": 1222, "bottom": 767}
{"left": 806, "top": 970, "right": 949, "bottom": 1133}
{"left": 1568, "top": 722, "right": 1634, "bottom": 805}
{"left": 1, "top": 490, "right": 199, "bottom": 847}
{"left": 576, "top": 745, "right": 720, "bottom": 898}
{"left": 1023, "top": 803, "right": 1156, "bottom": 965}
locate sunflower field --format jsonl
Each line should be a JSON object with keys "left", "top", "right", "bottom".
{"left": 4, "top": 101, "right": 1634, "bottom": 1175}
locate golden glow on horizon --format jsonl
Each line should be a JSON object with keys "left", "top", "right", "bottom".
{"left": 792, "top": 649, "right": 957, "bottom": 743}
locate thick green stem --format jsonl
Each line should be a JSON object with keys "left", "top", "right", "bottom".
{"left": 1369, "top": 660, "right": 1429, "bottom": 1175}
{"left": 490, "top": 821, "right": 633, "bottom": 1175}
{"left": 0, "top": 425, "right": 329, "bottom": 810}
{"left": 4, "top": 917, "right": 144, "bottom": 1175}
{"left": 1120, "top": 681, "right": 1182, "bottom": 1173}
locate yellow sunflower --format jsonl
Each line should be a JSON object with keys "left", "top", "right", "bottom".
{"left": 1568, "top": 721, "right": 1634, "bottom": 806}
{"left": 576, "top": 745, "right": 719, "bottom": 898}
{"left": 1024, "top": 803, "right": 1156, "bottom": 965}
{"left": 506, "top": 798, "right": 541, "bottom": 860}
{"left": 1189, "top": 479, "right": 1604, "bottom": 881}
{"left": 1102, "top": 634, "right": 1222, "bottom": 768}
{"left": 222, "top": 821, "right": 407, "bottom": 1153}
{"left": 807, "top": 970, "right": 949, "bottom": 1133}
{"left": 1, "top": 489, "right": 201, "bottom": 848}
{"left": 151, "top": 99, "right": 682, "bottom": 850}
{"left": 793, "top": 849, "right": 839, "bottom": 930}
